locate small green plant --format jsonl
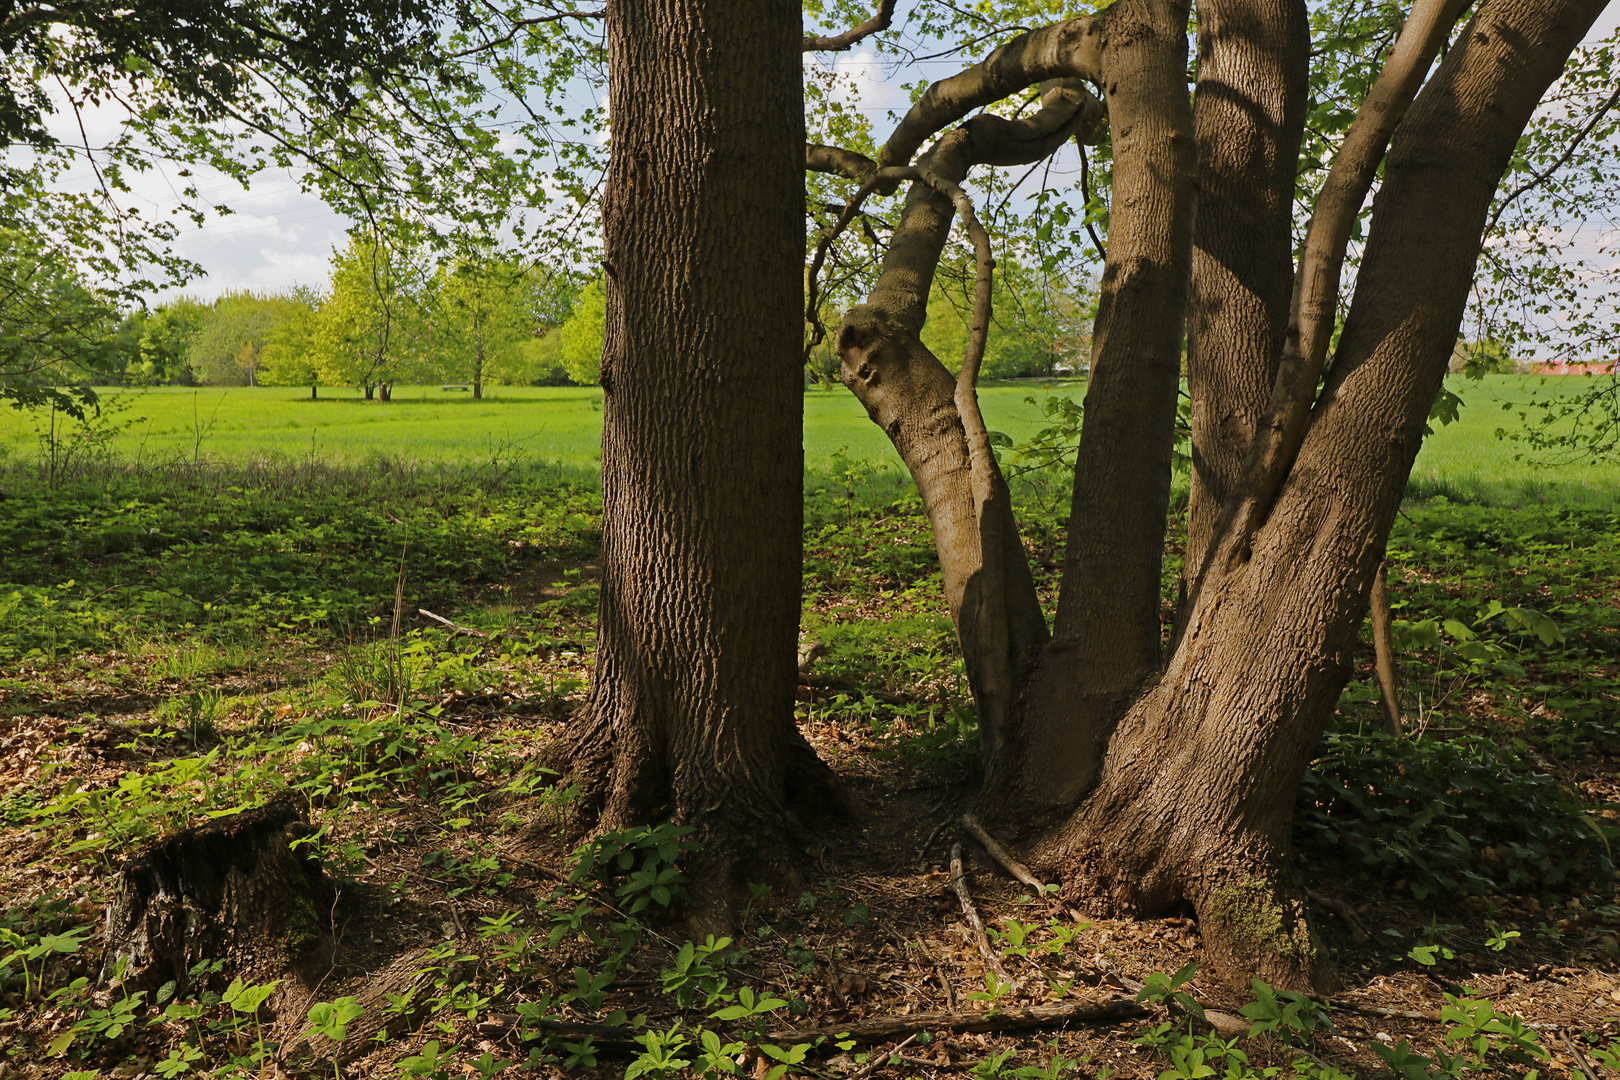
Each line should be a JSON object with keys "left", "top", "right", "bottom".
{"left": 0, "top": 923, "right": 87, "bottom": 1000}
{"left": 398, "top": 1039, "right": 452, "bottom": 1079}
{"left": 1135, "top": 961, "right": 1205, "bottom": 1022}
{"left": 1238, "top": 979, "right": 1327, "bottom": 1047}
{"left": 221, "top": 976, "right": 281, "bottom": 1064}
{"left": 300, "top": 996, "right": 366, "bottom": 1078}
{"left": 153, "top": 1044, "right": 204, "bottom": 1078}
{"left": 569, "top": 823, "right": 695, "bottom": 915}
{"left": 661, "top": 936, "right": 733, "bottom": 1010}
{"left": 1439, "top": 993, "right": 1550, "bottom": 1071}
{"left": 626, "top": 1025, "right": 691, "bottom": 1080}
{"left": 965, "top": 969, "right": 1016, "bottom": 1009}
{"left": 1298, "top": 728, "right": 1613, "bottom": 900}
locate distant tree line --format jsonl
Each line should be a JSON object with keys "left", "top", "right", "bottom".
{"left": 1, "top": 230, "right": 613, "bottom": 405}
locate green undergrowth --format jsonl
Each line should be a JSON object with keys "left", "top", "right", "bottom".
{"left": 1, "top": 452, "right": 1618, "bottom": 1076}
{"left": 1299, "top": 500, "right": 1620, "bottom": 922}
{"left": 0, "top": 458, "right": 601, "bottom": 672}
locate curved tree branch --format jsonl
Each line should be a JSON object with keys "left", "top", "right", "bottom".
{"left": 0, "top": 6, "right": 73, "bottom": 38}
{"left": 835, "top": 77, "right": 1102, "bottom": 756}
{"left": 877, "top": 18, "right": 1106, "bottom": 172}
{"left": 806, "top": 142, "right": 877, "bottom": 179}
{"left": 804, "top": 0, "right": 897, "bottom": 52}
{"left": 805, "top": 165, "right": 919, "bottom": 356}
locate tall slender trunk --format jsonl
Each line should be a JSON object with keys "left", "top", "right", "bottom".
{"left": 562, "top": 0, "right": 835, "bottom": 927}
{"left": 1179, "top": 0, "right": 1308, "bottom": 624}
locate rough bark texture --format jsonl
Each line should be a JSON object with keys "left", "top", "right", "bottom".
{"left": 562, "top": 0, "right": 831, "bottom": 926}
{"left": 1181, "top": 0, "right": 1308, "bottom": 602}
{"left": 103, "top": 800, "right": 335, "bottom": 994}
{"left": 982, "top": 0, "right": 1197, "bottom": 827}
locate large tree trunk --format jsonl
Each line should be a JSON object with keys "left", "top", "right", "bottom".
{"left": 1178, "top": 0, "right": 1308, "bottom": 625}
{"left": 560, "top": 0, "right": 833, "bottom": 927}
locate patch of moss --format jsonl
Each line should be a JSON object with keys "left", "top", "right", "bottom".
{"left": 1205, "top": 877, "right": 1322, "bottom": 967}
{"left": 277, "top": 891, "right": 325, "bottom": 962}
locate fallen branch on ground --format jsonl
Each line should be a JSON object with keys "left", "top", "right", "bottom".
{"left": 478, "top": 998, "right": 1148, "bottom": 1053}
{"left": 774, "top": 996, "right": 1149, "bottom": 1044}
{"left": 798, "top": 672, "right": 907, "bottom": 705}
{"left": 950, "top": 841, "right": 1010, "bottom": 980}
{"left": 418, "top": 608, "right": 490, "bottom": 636}
{"left": 476, "top": 1016, "right": 641, "bottom": 1048}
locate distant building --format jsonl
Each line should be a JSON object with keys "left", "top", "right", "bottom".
{"left": 1527, "top": 359, "right": 1618, "bottom": 375}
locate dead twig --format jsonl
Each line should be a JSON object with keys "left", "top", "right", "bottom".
{"left": 1564, "top": 1032, "right": 1602, "bottom": 1080}
{"left": 798, "top": 672, "right": 907, "bottom": 706}
{"left": 1331, "top": 1001, "right": 1437, "bottom": 1022}
{"left": 960, "top": 813, "right": 1049, "bottom": 896}
{"left": 950, "top": 842, "right": 1010, "bottom": 981}
{"left": 1305, "top": 888, "right": 1371, "bottom": 944}
{"left": 477, "top": 1015, "right": 640, "bottom": 1048}
{"left": 774, "top": 996, "right": 1148, "bottom": 1045}
{"left": 849, "top": 1032, "right": 918, "bottom": 1080}
{"left": 918, "top": 818, "right": 953, "bottom": 864}
{"left": 418, "top": 608, "right": 490, "bottom": 637}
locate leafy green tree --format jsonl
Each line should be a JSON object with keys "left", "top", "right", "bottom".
{"left": 132, "top": 299, "right": 209, "bottom": 386}
{"left": 427, "top": 251, "right": 536, "bottom": 397}
{"left": 0, "top": 0, "right": 466, "bottom": 414}
{"left": 311, "top": 231, "right": 428, "bottom": 400}
{"left": 921, "top": 260, "right": 1086, "bottom": 379}
{"left": 188, "top": 292, "right": 302, "bottom": 386}
{"left": 0, "top": 230, "right": 124, "bottom": 416}
{"left": 558, "top": 279, "right": 606, "bottom": 386}
{"left": 256, "top": 288, "right": 324, "bottom": 397}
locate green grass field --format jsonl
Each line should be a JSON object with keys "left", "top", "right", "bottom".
{"left": 2, "top": 375, "right": 1614, "bottom": 504}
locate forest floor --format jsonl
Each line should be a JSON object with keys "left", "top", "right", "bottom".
{"left": 0, "top": 456, "right": 1617, "bottom": 1080}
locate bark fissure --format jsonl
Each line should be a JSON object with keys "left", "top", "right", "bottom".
{"left": 1180, "top": 0, "right": 1308, "bottom": 617}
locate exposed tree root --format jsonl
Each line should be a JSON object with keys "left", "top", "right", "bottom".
{"left": 1306, "top": 887, "right": 1371, "bottom": 944}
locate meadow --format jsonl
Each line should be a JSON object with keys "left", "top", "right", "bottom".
{"left": 2, "top": 375, "right": 1615, "bottom": 503}
{"left": 0, "top": 374, "right": 1616, "bottom": 1079}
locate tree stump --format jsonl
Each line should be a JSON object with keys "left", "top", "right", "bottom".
{"left": 103, "top": 800, "right": 336, "bottom": 995}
